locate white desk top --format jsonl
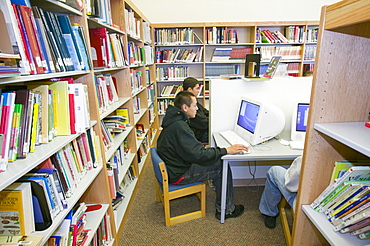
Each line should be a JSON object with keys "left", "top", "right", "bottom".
{"left": 214, "top": 132, "right": 303, "bottom": 161}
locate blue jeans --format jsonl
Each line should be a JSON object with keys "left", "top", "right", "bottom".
{"left": 178, "top": 160, "right": 235, "bottom": 214}
{"left": 259, "top": 166, "right": 297, "bottom": 216}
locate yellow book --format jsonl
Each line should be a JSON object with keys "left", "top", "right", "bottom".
{"left": 116, "top": 108, "right": 130, "bottom": 126}
{"left": 30, "top": 100, "right": 39, "bottom": 153}
{"left": 27, "top": 85, "right": 49, "bottom": 143}
{"left": 0, "top": 182, "right": 35, "bottom": 236}
{"left": 0, "top": 235, "right": 43, "bottom": 246}
{"left": 28, "top": 81, "right": 70, "bottom": 136}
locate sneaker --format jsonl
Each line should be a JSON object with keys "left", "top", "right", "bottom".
{"left": 215, "top": 205, "right": 244, "bottom": 220}
{"left": 264, "top": 215, "right": 278, "bottom": 229}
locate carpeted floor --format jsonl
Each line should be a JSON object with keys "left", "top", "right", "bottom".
{"left": 118, "top": 159, "right": 290, "bottom": 246}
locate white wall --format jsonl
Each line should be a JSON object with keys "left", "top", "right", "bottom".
{"left": 130, "top": 0, "right": 339, "bottom": 23}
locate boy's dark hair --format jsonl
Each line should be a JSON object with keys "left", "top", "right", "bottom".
{"left": 183, "top": 77, "right": 199, "bottom": 91}
{"left": 174, "top": 91, "right": 195, "bottom": 109}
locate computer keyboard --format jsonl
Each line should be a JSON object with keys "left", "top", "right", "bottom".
{"left": 219, "top": 130, "right": 251, "bottom": 148}
{"left": 290, "top": 141, "right": 304, "bottom": 150}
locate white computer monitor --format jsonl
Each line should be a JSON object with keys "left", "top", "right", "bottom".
{"left": 234, "top": 96, "right": 286, "bottom": 146}
{"left": 291, "top": 103, "right": 310, "bottom": 141}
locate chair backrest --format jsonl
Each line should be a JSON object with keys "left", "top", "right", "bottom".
{"left": 150, "top": 147, "right": 165, "bottom": 186}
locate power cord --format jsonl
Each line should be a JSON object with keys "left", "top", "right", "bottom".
{"left": 246, "top": 161, "right": 260, "bottom": 192}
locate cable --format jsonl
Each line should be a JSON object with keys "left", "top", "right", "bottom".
{"left": 246, "top": 161, "right": 260, "bottom": 192}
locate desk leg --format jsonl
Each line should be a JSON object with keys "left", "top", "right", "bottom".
{"left": 220, "top": 159, "right": 228, "bottom": 224}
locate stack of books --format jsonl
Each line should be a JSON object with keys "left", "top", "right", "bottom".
{"left": 311, "top": 160, "right": 370, "bottom": 240}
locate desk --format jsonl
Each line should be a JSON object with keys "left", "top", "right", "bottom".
{"left": 214, "top": 132, "right": 303, "bottom": 223}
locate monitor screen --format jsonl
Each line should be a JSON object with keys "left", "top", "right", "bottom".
{"left": 295, "top": 103, "right": 309, "bottom": 131}
{"left": 234, "top": 96, "right": 285, "bottom": 146}
{"left": 237, "top": 100, "right": 260, "bottom": 134}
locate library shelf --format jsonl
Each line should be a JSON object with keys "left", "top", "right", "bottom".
{"left": 292, "top": 0, "right": 370, "bottom": 245}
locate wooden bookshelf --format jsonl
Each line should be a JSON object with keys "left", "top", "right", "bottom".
{"left": 152, "top": 21, "right": 318, "bottom": 117}
{"left": 292, "top": 0, "right": 370, "bottom": 245}
{"left": 0, "top": 0, "right": 157, "bottom": 245}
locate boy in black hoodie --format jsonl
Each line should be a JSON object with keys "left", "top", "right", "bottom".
{"left": 183, "top": 77, "right": 209, "bottom": 142}
{"left": 157, "top": 91, "right": 249, "bottom": 220}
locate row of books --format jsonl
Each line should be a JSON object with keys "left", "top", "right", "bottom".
{"left": 256, "top": 26, "right": 306, "bottom": 44}
{"left": 87, "top": 0, "right": 112, "bottom": 26}
{"left": 147, "top": 84, "right": 156, "bottom": 105}
{"left": 158, "top": 98, "right": 174, "bottom": 115}
{"left": 287, "top": 63, "right": 300, "bottom": 77}
{"left": 127, "top": 42, "right": 154, "bottom": 66}
{"left": 0, "top": 78, "right": 91, "bottom": 171}
{"left": 89, "top": 28, "right": 127, "bottom": 69}
{"left": 258, "top": 46, "right": 302, "bottom": 62}
{"left": 159, "top": 84, "right": 183, "bottom": 98}
{"left": 125, "top": 8, "right": 141, "bottom": 40}
{"left": 155, "top": 47, "right": 203, "bottom": 63}
{"left": 94, "top": 74, "right": 119, "bottom": 114}
{"left": 303, "top": 64, "right": 315, "bottom": 77}
{"left": 130, "top": 69, "right": 144, "bottom": 96}
{"left": 45, "top": 203, "right": 112, "bottom": 246}
{"left": 306, "top": 28, "right": 319, "bottom": 43}
{"left": 205, "top": 27, "right": 239, "bottom": 44}
{"left": 156, "top": 66, "right": 190, "bottom": 81}
{"left": 100, "top": 108, "right": 130, "bottom": 152}
{"left": 154, "top": 28, "right": 200, "bottom": 45}
{"left": 311, "top": 160, "right": 370, "bottom": 240}
{"left": 304, "top": 46, "right": 317, "bottom": 61}
{"left": 211, "top": 47, "right": 253, "bottom": 62}
{"left": 1, "top": 1, "right": 92, "bottom": 75}
{"left": 0, "top": 55, "right": 21, "bottom": 78}
{"left": 205, "top": 64, "right": 241, "bottom": 77}
{"left": 0, "top": 132, "right": 102, "bottom": 237}
{"left": 136, "top": 134, "right": 150, "bottom": 164}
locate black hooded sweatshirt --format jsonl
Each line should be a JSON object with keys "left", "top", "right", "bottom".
{"left": 157, "top": 105, "right": 227, "bottom": 183}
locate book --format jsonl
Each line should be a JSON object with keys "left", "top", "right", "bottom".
{"left": 13, "top": 4, "right": 45, "bottom": 74}
{"left": 311, "top": 165, "right": 370, "bottom": 210}
{"left": 0, "top": 235, "right": 43, "bottom": 246}
{"left": 0, "top": 0, "right": 31, "bottom": 75}
{"left": 331, "top": 160, "right": 359, "bottom": 182}
{"left": 14, "top": 90, "right": 33, "bottom": 159}
{"left": 28, "top": 80, "right": 71, "bottom": 136}
{"left": 20, "top": 174, "right": 59, "bottom": 218}
{"left": 27, "top": 84, "right": 48, "bottom": 143}
{"left": 0, "top": 92, "right": 16, "bottom": 171}
{"left": 89, "top": 27, "right": 108, "bottom": 68}
{"left": 0, "top": 182, "right": 35, "bottom": 236}
{"left": 8, "top": 103, "right": 22, "bottom": 162}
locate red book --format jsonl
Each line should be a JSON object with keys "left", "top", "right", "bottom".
{"left": 11, "top": 4, "right": 36, "bottom": 74}
{"left": 14, "top": 4, "right": 45, "bottom": 74}
{"left": 89, "top": 28, "right": 108, "bottom": 68}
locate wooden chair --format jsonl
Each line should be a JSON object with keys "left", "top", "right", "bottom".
{"left": 278, "top": 197, "right": 294, "bottom": 246}
{"left": 150, "top": 147, "right": 206, "bottom": 226}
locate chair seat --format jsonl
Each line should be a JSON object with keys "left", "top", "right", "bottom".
{"left": 168, "top": 182, "right": 204, "bottom": 192}
{"left": 151, "top": 147, "right": 206, "bottom": 226}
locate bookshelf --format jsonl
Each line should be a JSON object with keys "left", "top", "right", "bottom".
{"left": 152, "top": 21, "right": 318, "bottom": 119}
{"left": 292, "top": 0, "right": 370, "bottom": 245}
{"left": 0, "top": 0, "right": 156, "bottom": 245}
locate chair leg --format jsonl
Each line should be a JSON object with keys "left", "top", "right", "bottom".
{"left": 279, "top": 198, "right": 292, "bottom": 246}
{"left": 200, "top": 185, "right": 206, "bottom": 217}
{"left": 163, "top": 196, "right": 171, "bottom": 226}
{"left": 154, "top": 182, "right": 162, "bottom": 202}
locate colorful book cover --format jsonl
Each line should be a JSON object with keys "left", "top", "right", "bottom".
{"left": 0, "top": 182, "right": 35, "bottom": 235}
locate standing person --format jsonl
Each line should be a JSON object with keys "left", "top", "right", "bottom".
{"left": 259, "top": 156, "right": 302, "bottom": 228}
{"left": 157, "top": 91, "right": 249, "bottom": 220}
{"left": 183, "top": 77, "right": 209, "bottom": 143}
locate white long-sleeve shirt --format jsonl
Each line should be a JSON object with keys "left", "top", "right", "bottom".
{"left": 284, "top": 156, "right": 302, "bottom": 193}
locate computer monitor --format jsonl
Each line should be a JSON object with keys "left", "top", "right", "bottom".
{"left": 234, "top": 96, "right": 286, "bottom": 146}
{"left": 291, "top": 103, "right": 310, "bottom": 141}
